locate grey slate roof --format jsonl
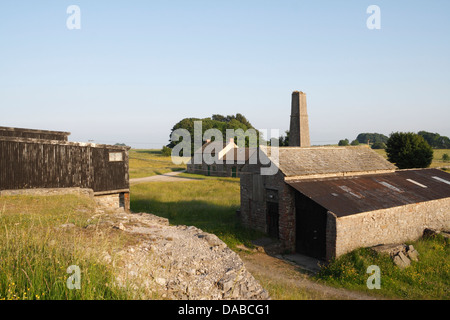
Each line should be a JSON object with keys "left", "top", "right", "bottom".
{"left": 222, "top": 147, "right": 257, "bottom": 163}
{"left": 263, "top": 146, "right": 397, "bottom": 178}
{"left": 193, "top": 140, "right": 227, "bottom": 153}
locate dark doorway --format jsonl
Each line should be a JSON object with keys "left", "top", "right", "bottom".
{"left": 295, "top": 192, "right": 327, "bottom": 260}
{"left": 231, "top": 167, "right": 237, "bottom": 178}
{"left": 266, "top": 202, "right": 279, "bottom": 239}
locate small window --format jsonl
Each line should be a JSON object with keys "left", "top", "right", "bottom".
{"left": 109, "top": 152, "right": 123, "bottom": 162}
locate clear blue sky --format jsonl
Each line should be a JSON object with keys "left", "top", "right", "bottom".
{"left": 1, "top": 0, "right": 449, "bottom": 147}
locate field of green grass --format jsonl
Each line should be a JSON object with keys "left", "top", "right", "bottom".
{"left": 372, "top": 148, "right": 450, "bottom": 168}
{"left": 129, "top": 149, "right": 187, "bottom": 179}
{"left": 0, "top": 195, "right": 139, "bottom": 300}
{"left": 130, "top": 176, "right": 264, "bottom": 250}
{"left": 316, "top": 235, "right": 449, "bottom": 299}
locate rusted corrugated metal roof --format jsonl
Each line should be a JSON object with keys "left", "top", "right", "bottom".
{"left": 287, "top": 168, "right": 450, "bottom": 217}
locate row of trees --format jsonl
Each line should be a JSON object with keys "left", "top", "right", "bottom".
{"left": 165, "top": 115, "right": 446, "bottom": 169}
{"left": 338, "top": 132, "right": 389, "bottom": 149}
{"left": 417, "top": 131, "right": 450, "bottom": 149}
{"left": 336, "top": 132, "right": 437, "bottom": 169}
{"left": 339, "top": 131, "right": 450, "bottom": 151}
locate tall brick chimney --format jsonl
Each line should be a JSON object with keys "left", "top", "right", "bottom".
{"left": 289, "top": 91, "right": 311, "bottom": 147}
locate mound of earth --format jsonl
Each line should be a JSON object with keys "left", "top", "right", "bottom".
{"left": 87, "top": 210, "right": 270, "bottom": 300}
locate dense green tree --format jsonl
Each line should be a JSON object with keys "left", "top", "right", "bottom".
{"left": 167, "top": 114, "right": 258, "bottom": 153}
{"left": 443, "top": 153, "right": 450, "bottom": 162}
{"left": 371, "top": 142, "right": 387, "bottom": 149}
{"left": 418, "top": 131, "right": 450, "bottom": 149}
{"left": 279, "top": 130, "right": 290, "bottom": 147}
{"left": 161, "top": 146, "right": 172, "bottom": 157}
{"left": 338, "top": 139, "right": 350, "bottom": 146}
{"left": 386, "top": 132, "right": 433, "bottom": 169}
{"left": 356, "top": 133, "right": 389, "bottom": 144}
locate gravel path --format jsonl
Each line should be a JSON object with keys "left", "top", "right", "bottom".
{"left": 130, "top": 170, "right": 201, "bottom": 185}
{"left": 239, "top": 251, "right": 382, "bottom": 300}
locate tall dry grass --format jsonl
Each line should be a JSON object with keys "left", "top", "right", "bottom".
{"left": 0, "top": 195, "right": 137, "bottom": 300}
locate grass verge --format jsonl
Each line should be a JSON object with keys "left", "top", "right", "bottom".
{"left": 129, "top": 149, "right": 186, "bottom": 179}
{"left": 130, "top": 177, "right": 264, "bottom": 250}
{"left": 0, "top": 195, "right": 138, "bottom": 300}
{"left": 372, "top": 148, "right": 450, "bottom": 168}
{"left": 315, "top": 235, "right": 449, "bottom": 300}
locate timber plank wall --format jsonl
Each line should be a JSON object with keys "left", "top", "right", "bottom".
{"left": 0, "top": 136, "right": 129, "bottom": 193}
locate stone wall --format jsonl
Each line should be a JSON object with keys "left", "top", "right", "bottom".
{"left": 0, "top": 187, "right": 94, "bottom": 198}
{"left": 330, "top": 197, "right": 450, "bottom": 259}
{"left": 187, "top": 162, "right": 245, "bottom": 177}
{"left": 239, "top": 166, "right": 296, "bottom": 251}
{"left": 0, "top": 187, "right": 129, "bottom": 213}
{"left": 94, "top": 192, "right": 129, "bottom": 211}
{"left": 278, "top": 183, "right": 296, "bottom": 251}
{"left": 325, "top": 211, "right": 338, "bottom": 261}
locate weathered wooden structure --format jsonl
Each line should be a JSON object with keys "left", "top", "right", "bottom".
{"left": 0, "top": 126, "right": 130, "bottom": 211}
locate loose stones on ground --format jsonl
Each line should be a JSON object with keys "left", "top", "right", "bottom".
{"left": 84, "top": 209, "right": 269, "bottom": 300}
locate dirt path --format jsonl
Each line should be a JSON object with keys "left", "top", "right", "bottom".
{"left": 239, "top": 252, "right": 382, "bottom": 300}
{"left": 130, "top": 170, "right": 201, "bottom": 185}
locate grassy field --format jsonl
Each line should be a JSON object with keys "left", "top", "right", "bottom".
{"left": 372, "top": 148, "right": 450, "bottom": 169}
{"left": 130, "top": 176, "right": 264, "bottom": 250}
{"left": 129, "top": 149, "right": 187, "bottom": 179}
{"left": 3, "top": 148, "right": 447, "bottom": 300}
{"left": 316, "top": 235, "right": 449, "bottom": 300}
{"left": 129, "top": 148, "right": 450, "bottom": 179}
{"left": 0, "top": 195, "right": 138, "bottom": 300}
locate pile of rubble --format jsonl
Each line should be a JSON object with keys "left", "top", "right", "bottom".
{"left": 371, "top": 228, "right": 449, "bottom": 269}
{"left": 87, "top": 210, "right": 269, "bottom": 300}
{"left": 371, "top": 243, "right": 419, "bottom": 269}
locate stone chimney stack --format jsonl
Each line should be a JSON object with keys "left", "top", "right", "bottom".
{"left": 289, "top": 91, "right": 311, "bottom": 147}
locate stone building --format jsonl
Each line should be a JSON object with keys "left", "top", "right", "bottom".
{"left": 238, "top": 92, "right": 450, "bottom": 261}
{"left": 187, "top": 138, "right": 255, "bottom": 177}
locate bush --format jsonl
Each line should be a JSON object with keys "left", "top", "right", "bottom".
{"left": 442, "top": 153, "right": 450, "bottom": 162}
{"left": 350, "top": 140, "right": 360, "bottom": 146}
{"left": 371, "top": 142, "right": 387, "bottom": 149}
{"left": 338, "top": 139, "right": 349, "bottom": 146}
{"left": 386, "top": 132, "right": 433, "bottom": 169}
{"left": 356, "top": 133, "right": 389, "bottom": 144}
{"left": 161, "top": 146, "right": 172, "bottom": 157}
